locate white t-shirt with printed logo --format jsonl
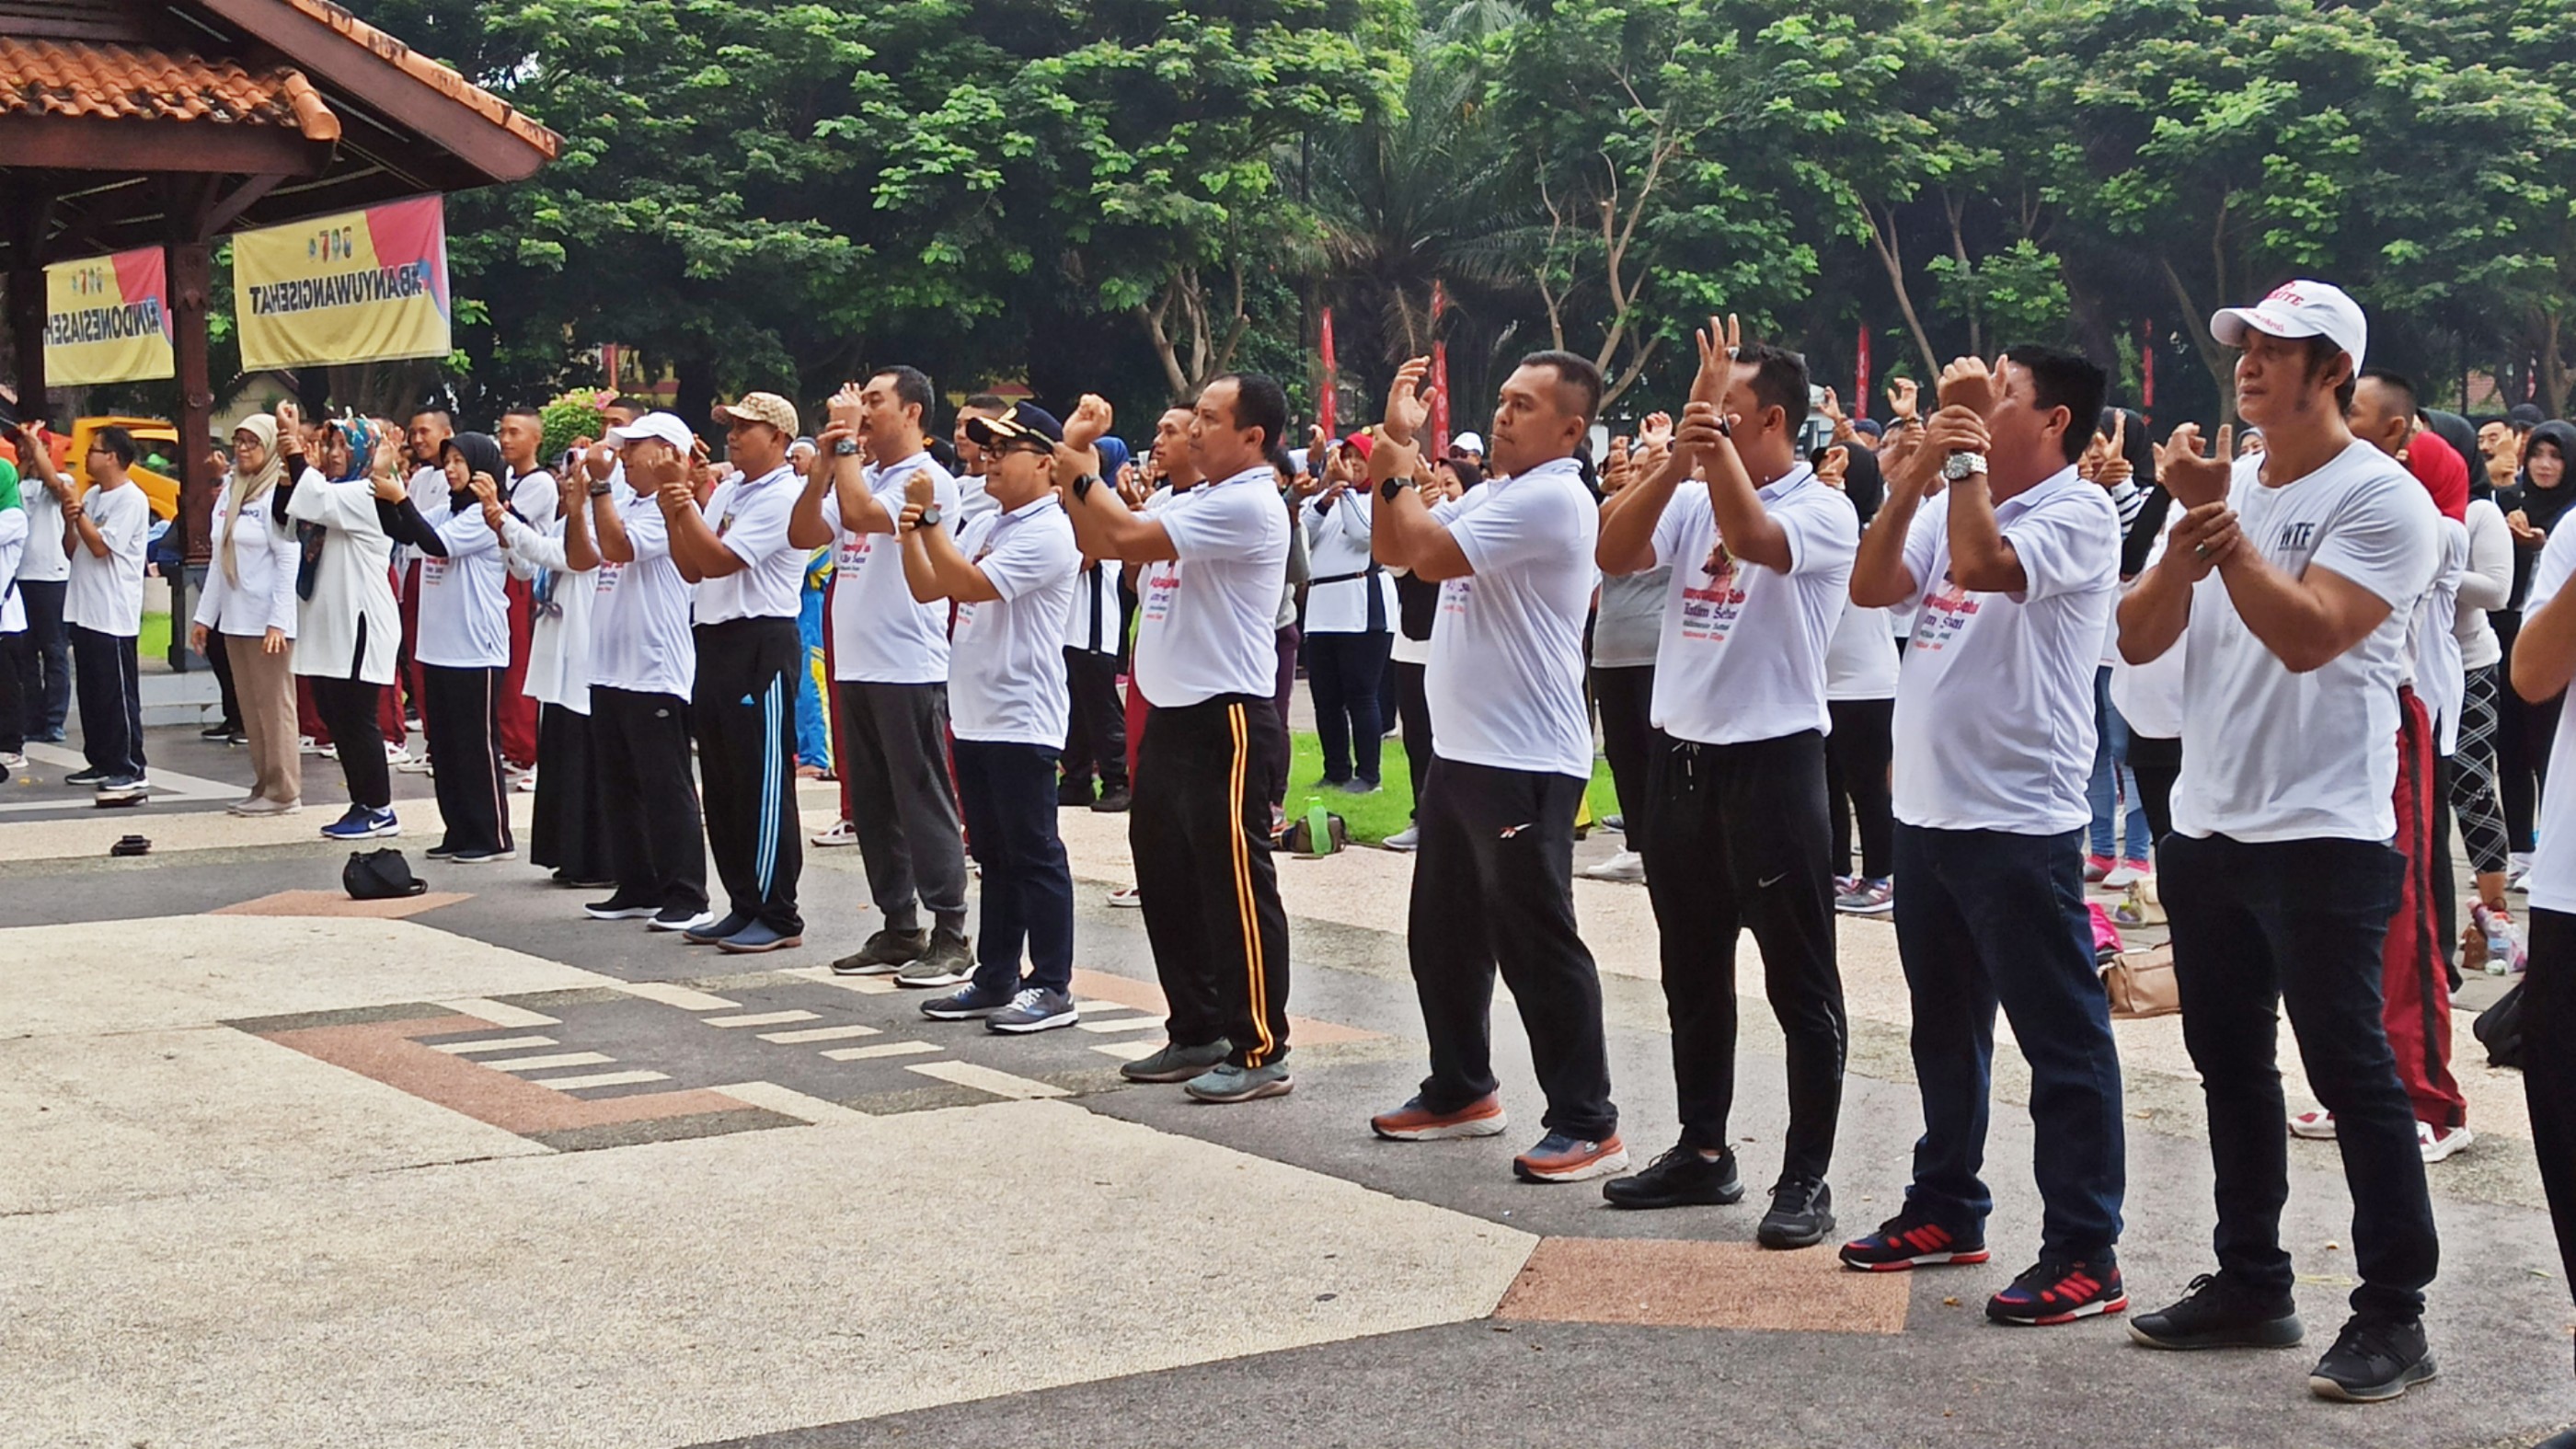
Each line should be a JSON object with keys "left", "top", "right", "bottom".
{"left": 1064, "top": 557, "right": 1123, "bottom": 654}
{"left": 2523, "top": 523, "right": 2576, "bottom": 912}
{"left": 1427, "top": 454, "right": 1599, "bottom": 779}
{"left": 63, "top": 483, "right": 151, "bottom": 637}
{"left": 694, "top": 465, "right": 804, "bottom": 623}
{"left": 1892, "top": 466, "right": 2122, "bottom": 834}
{"left": 1644, "top": 465, "right": 1857, "bottom": 745}
{"left": 950, "top": 495, "right": 1081, "bottom": 746}
{"left": 2170, "top": 442, "right": 2441, "bottom": 843}
{"left": 589, "top": 489, "right": 696, "bottom": 699}
{"left": 415, "top": 504, "right": 512, "bottom": 669}
{"left": 824, "top": 450, "right": 960, "bottom": 684}
{"left": 1133, "top": 467, "right": 1288, "bottom": 707}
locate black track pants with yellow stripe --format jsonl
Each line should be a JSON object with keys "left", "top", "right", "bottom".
{"left": 1131, "top": 694, "right": 1294, "bottom": 1067}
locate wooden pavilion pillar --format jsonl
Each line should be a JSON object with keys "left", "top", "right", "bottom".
{"left": 169, "top": 238, "right": 216, "bottom": 566}
{"left": 7, "top": 267, "right": 44, "bottom": 426}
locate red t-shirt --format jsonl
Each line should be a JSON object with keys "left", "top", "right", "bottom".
{"left": 2405, "top": 430, "right": 2469, "bottom": 522}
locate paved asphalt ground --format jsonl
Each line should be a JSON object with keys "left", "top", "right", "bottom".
{"left": 6, "top": 725, "right": 2572, "bottom": 1449}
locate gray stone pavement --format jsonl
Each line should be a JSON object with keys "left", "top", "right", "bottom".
{"left": 5, "top": 725, "right": 2572, "bottom": 1448}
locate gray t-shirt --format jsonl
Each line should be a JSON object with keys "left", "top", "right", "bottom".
{"left": 1592, "top": 565, "right": 1667, "bottom": 668}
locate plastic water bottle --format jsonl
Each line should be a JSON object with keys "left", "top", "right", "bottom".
{"left": 2475, "top": 903, "right": 2522, "bottom": 976}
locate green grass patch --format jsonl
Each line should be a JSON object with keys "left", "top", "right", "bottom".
{"left": 139, "top": 610, "right": 170, "bottom": 663}
{"left": 1283, "top": 729, "right": 1621, "bottom": 846}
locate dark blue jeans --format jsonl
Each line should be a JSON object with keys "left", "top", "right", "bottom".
{"left": 1305, "top": 629, "right": 1391, "bottom": 786}
{"left": 954, "top": 739, "right": 1075, "bottom": 997}
{"left": 2161, "top": 832, "right": 2436, "bottom": 1322}
{"left": 1892, "top": 823, "right": 2125, "bottom": 1261}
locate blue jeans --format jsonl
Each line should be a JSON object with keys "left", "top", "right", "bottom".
{"left": 1892, "top": 823, "right": 2126, "bottom": 1260}
{"left": 2087, "top": 665, "right": 2147, "bottom": 859}
{"left": 954, "top": 739, "right": 1075, "bottom": 997}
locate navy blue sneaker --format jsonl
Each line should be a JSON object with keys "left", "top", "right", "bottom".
{"left": 321, "top": 806, "right": 399, "bottom": 841}
{"left": 1840, "top": 1210, "right": 1991, "bottom": 1271}
{"left": 1987, "top": 1259, "right": 2126, "bottom": 1325}
{"left": 921, "top": 982, "right": 1016, "bottom": 1020}
{"left": 715, "top": 920, "right": 801, "bottom": 954}
{"left": 682, "top": 911, "right": 751, "bottom": 945}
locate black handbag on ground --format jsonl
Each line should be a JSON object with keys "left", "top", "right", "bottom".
{"left": 343, "top": 848, "right": 428, "bottom": 900}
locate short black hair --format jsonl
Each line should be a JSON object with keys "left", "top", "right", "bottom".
{"left": 2298, "top": 335, "right": 2359, "bottom": 413}
{"left": 961, "top": 392, "right": 1009, "bottom": 416}
{"left": 409, "top": 407, "right": 453, "bottom": 427}
{"left": 1737, "top": 343, "right": 1810, "bottom": 437}
{"left": 502, "top": 404, "right": 543, "bottom": 422}
{"left": 91, "top": 424, "right": 138, "bottom": 468}
{"left": 869, "top": 365, "right": 936, "bottom": 420}
{"left": 2358, "top": 367, "right": 2416, "bottom": 413}
{"left": 1517, "top": 350, "right": 1604, "bottom": 425}
{"left": 1212, "top": 372, "right": 1292, "bottom": 455}
{"left": 2002, "top": 345, "right": 2110, "bottom": 464}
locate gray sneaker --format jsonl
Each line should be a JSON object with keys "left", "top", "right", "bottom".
{"left": 987, "top": 987, "right": 1079, "bottom": 1034}
{"left": 1184, "top": 1060, "right": 1294, "bottom": 1103}
{"left": 894, "top": 928, "right": 975, "bottom": 988}
{"left": 1119, "top": 1038, "right": 1233, "bottom": 1083}
{"left": 832, "top": 926, "right": 926, "bottom": 975}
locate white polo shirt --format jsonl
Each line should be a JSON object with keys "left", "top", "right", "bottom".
{"left": 1064, "top": 557, "right": 1123, "bottom": 654}
{"left": 1427, "top": 454, "right": 1599, "bottom": 779}
{"left": 693, "top": 465, "right": 803, "bottom": 624}
{"left": 415, "top": 503, "right": 512, "bottom": 669}
{"left": 1303, "top": 489, "right": 1397, "bottom": 634}
{"left": 63, "top": 483, "right": 151, "bottom": 638}
{"left": 2171, "top": 443, "right": 2440, "bottom": 843}
{"left": 1825, "top": 599, "right": 1900, "bottom": 702}
{"left": 2524, "top": 523, "right": 2576, "bottom": 912}
{"left": 1645, "top": 465, "right": 1857, "bottom": 744}
{"left": 1891, "top": 466, "right": 2121, "bottom": 834}
{"left": 1133, "top": 466, "right": 1289, "bottom": 707}
{"left": 823, "top": 450, "right": 959, "bottom": 684}
{"left": 951, "top": 495, "right": 1081, "bottom": 746}
{"left": 590, "top": 490, "right": 696, "bottom": 699}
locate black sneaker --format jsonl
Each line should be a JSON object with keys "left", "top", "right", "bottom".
{"left": 63, "top": 766, "right": 109, "bottom": 787}
{"left": 583, "top": 895, "right": 660, "bottom": 921}
{"left": 2128, "top": 1273, "right": 2306, "bottom": 1351}
{"left": 1755, "top": 1176, "right": 1834, "bottom": 1249}
{"left": 200, "top": 721, "right": 238, "bottom": 741}
{"left": 2308, "top": 1315, "right": 2437, "bottom": 1402}
{"left": 1987, "top": 1259, "right": 2127, "bottom": 1326}
{"left": 1839, "top": 1209, "right": 1991, "bottom": 1271}
{"left": 425, "top": 842, "right": 459, "bottom": 860}
{"left": 1091, "top": 786, "right": 1132, "bottom": 813}
{"left": 1056, "top": 777, "right": 1096, "bottom": 808}
{"left": 1601, "top": 1143, "right": 1744, "bottom": 1209}
{"left": 832, "top": 926, "right": 927, "bottom": 976}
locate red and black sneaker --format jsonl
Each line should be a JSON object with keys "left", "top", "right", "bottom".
{"left": 1986, "top": 1259, "right": 2126, "bottom": 1326}
{"left": 1839, "top": 1211, "right": 1990, "bottom": 1271}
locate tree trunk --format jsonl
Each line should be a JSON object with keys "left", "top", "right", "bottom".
{"left": 1862, "top": 202, "right": 1940, "bottom": 377}
{"left": 2157, "top": 258, "right": 2234, "bottom": 424}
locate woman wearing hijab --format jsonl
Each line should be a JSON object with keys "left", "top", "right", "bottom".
{"left": 420, "top": 431, "right": 518, "bottom": 863}
{"left": 2499, "top": 420, "right": 2576, "bottom": 881}
{"left": 286, "top": 415, "right": 438, "bottom": 841}
{"left": 476, "top": 450, "right": 608, "bottom": 885}
{"left": 190, "top": 412, "right": 305, "bottom": 813}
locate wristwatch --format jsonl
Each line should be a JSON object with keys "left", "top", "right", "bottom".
{"left": 587, "top": 479, "right": 614, "bottom": 498}
{"left": 1380, "top": 476, "right": 1404, "bottom": 502}
{"left": 833, "top": 439, "right": 859, "bottom": 457}
{"left": 916, "top": 502, "right": 944, "bottom": 531}
{"left": 1942, "top": 451, "right": 1987, "bottom": 482}
{"left": 1072, "top": 473, "right": 1098, "bottom": 501}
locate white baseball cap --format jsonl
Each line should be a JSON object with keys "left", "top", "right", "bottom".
{"left": 604, "top": 410, "right": 695, "bottom": 452}
{"left": 2211, "top": 281, "right": 2367, "bottom": 372}
{"left": 1451, "top": 431, "right": 1486, "bottom": 455}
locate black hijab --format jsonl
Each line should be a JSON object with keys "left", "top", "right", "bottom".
{"left": 440, "top": 432, "right": 506, "bottom": 515}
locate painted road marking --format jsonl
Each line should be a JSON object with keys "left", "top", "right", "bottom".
{"left": 438, "top": 998, "right": 559, "bottom": 1028}
{"left": 821, "top": 1041, "right": 941, "bottom": 1062}
{"left": 1090, "top": 1041, "right": 1162, "bottom": 1063}
{"left": 701, "top": 1010, "right": 819, "bottom": 1029}
{"left": 710, "top": 1080, "right": 874, "bottom": 1125}
{"left": 486, "top": 1052, "right": 616, "bottom": 1073}
{"left": 1074, "top": 1017, "right": 1158, "bottom": 1034}
{"left": 431, "top": 1036, "right": 558, "bottom": 1054}
{"left": 777, "top": 966, "right": 899, "bottom": 995}
{"left": 757, "top": 1024, "right": 881, "bottom": 1044}
{"left": 537, "top": 1070, "right": 670, "bottom": 1091}
{"left": 614, "top": 982, "right": 740, "bottom": 1011}
{"left": 904, "top": 1061, "right": 1069, "bottom": 1099}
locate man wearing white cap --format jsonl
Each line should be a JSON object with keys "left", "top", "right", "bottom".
{"left": 649, "top": 392, "right": 811, "bottom": 954}
{"left": 2118, "top": 281, "right": 2444, "bottom": 1402}
{"left": 1448, "top": 431, "right": 1486, "bottom": 467}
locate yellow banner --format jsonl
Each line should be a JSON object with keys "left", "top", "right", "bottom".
{"left": 234, "top": 195, "right": 452, "bottom": 372}
{"left": 45, "top": 248, "right": 175, "bottom": 386}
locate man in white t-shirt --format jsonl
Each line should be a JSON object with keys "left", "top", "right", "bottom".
{"left": 1591, "top": 325, "right": 1856, "bottom": 1246}
{"left": 654, "top": 392, "right": 811, "bottom": 955}
{"left": 788, "top": 369, "right": 972, "bottom": 983}
{"left": 494, "top": 406, "right": 557, "bottom": 775}
{"left": 953, "top": 392, "right": 1009, "bottom": 525}
{"left": 2504, "top": 515, "right": 2576, "bottom": 1448}
{"left": 2117, "top": 281, "right": 2444, "bottom": 1403}
{"left": 896, "top": 401, "right": 1083, "bottom": 1035}
{"left": 1061, "top": 375, "right": 1295, "bottom": 1104}
{"left": 22, "top": 425, "right": 152, "bottom": 796}
{"left": 1363, "top": 351, "right": 1626, "bottom": 1185}
{"left": 584, "top": 416, "right": 712, "bottom": 934}
{"left": 10, "top": 430, "right": 73, "bottom": 743}
{"left": 1843, "top": 345, "right": 2130, "bottom": 1327}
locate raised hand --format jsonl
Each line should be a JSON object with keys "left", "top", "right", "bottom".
{"left": 1819, "top": 386, "right": 1846, "bottom": 427}
{"left": 1638, "top": 410, "right": 1676, "bottom": 454}
{"left": 2168, "top": 500, "right": 2242, "bottom": 581}
{"left": 1690, "top": 315, "right": 1744, "bottom": 408}
{"left": 1384, "top": 356, "right": 1435, "bottom": 445}
{"left": 583, "top": 442, "right": 617, "bottom": 483}
{"left": 1886, "top": 375, "right": 1919, "bottom": 423}
{"left": 904, "top": 469, "right": 937, "bottom": 508}
{"left": 1816, "top": 443, "right": 1851, "bottom": 490}
{"left": 2161, "top": 422, "right": 2236, "bottom": 509}
{"left": 274, "top": 399, "right": 302, "bottom": 434}
{"left": 1602, "top": 435, "right": 1634, "bottom": 495}
{"left": 1064, "top": 394, "right": 1114, "bottom": 451}
{"left": 828, "top": 383, "right": 864, "bottom": 429}
{"left": 1115, "top": 461, "right": 1148, "bottom": 510}
{"left": 1937, "top": 355, "right": 2003, "bottom": 418}
{"left": 2095, "top": 412, "right": 2133, "bottom": 488}
{"left": 468, "top": 472, "right": 500, "bottom": 507}
{"left": 205, "top": 449, "right": 230, "bottom": 480}
{"left": 1674, "top": 399, "right": 1734, "bottom": 456}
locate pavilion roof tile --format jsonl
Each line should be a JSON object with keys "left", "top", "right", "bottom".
{"left": 1, "top": 37, "right": 341, "bottom": 141}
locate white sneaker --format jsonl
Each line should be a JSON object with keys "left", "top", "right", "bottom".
{"left": 395, "top": 754, "right": 434, "bottom": 774}
{"left": 0, "top": 751, "right": 25, "bottom": 770}
{"left": 811, "top": 819, "right": 857, "bottom": 847}
{"left": 2288, "top": 1110, "right": 2337, "bottom": 1141}
{"left": 511, "top": 768, "right": 537, "bottom": 792}
{"left": 1384, "top": 824, "right": 1420, "bottom": 853}
{"left": 2420, "top": 1121, "right": 2472, "bottom": 1163}
{"left": 1107, "top": 885, "right": 1143, "bottom": 909}
{"left": 1581, "top": 849, "right": 1646, "bottom": 883}
{"left": 385, "top": 741, "right": 410, "bottom": 764}
{"left": 2510, "top": 851, "right": 2534, "bottom": 893}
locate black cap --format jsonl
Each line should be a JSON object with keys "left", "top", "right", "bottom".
{"left": 2511, "top": 403, "right": 2547, "bottom": 430}
{"left": 962, "top": 403, "right": 1064, "bottom": 449}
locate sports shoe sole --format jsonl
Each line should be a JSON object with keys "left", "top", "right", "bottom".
{"left": 830, "top": 959, "right": 908, "bottom": 976}
{"left": 451, "top": 851, "right": 517, "bottom": 864}
{"left": 2310, "top": 1354, "right": 2438, "bottom": 1403}
{"left": 717, "top": 934, "right": 802, "bottom": 955}
{"left": 1603, "top": 1179, "right": 1746, "bottom": 1210}
{"left": 1837, "top": 900, "right": 1894, "bottom": 917}
{"left": 652, "top": 914, "right": 719, "bottom": 934}
{"left": 1841, "top": 1247, "right": 1992, "bottom": 1272}
{"left": 922, "top": 1002, "right": 1006, "bottom": 1020}
{"left": 1757, "top": 1214, "right": 1837, "bottom": 1250}
{"left": 989, "top": 1009, "right": 1079, "bottom": 1034}
{"left": 2128, "top": 1315, "right": 2306, "bottom": 1351}
{"left": 895, "top": 968, "right": 974, "bottom": 989}
{"left": 1514, "top": 1148, "right": 1632, "bottom": 1183}
{"left": 1120, "top": 1055, "right": 1231, "bottom": 1084}
{"left": 585, "top": 905, "right": 660, "bottom": 921}
{"left": 1990, "top": 1294, "right": 2127, "bottom": 1327}
{"left": 1372, "top": 1111, "right": 1509, "bottom": 1142}
{"left": 2288, "top": 1116, "right": 2337, "bottom": 1141}
{"left": 2421, "top": 1128, "right": 2474, "bottom": 1163}
{"left": 1185, "top": 1075, "right": 1294, "bottom": 1103}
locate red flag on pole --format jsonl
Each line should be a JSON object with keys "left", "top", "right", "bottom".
{"left": 1430, "top": 282, "right": 1452, "bottom": 456}
{"left": 1855, "top": 326, "right": 1872, "bottom": 420}
{"left": 2141, "top": 317, "right": 2156, "bottom": 422}
{"left": 1317, "top": 307, "right": 1337, "bottom": 441}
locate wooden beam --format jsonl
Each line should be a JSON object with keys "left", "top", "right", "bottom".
{"left": 202, "top": 173, "right": 292, "bottom": 239}
{"left": 0, "top": 118, "right": 333, "bottom": 177}
{"left": 7, "top": 270, "right": 49, "bottom": 426}
{"left": 168, "top": 239, "right": 217, "bottom": 569}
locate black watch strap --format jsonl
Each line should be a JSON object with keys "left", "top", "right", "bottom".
{"left": 1380, "top": 477, "right": 1403, "bottom": 502}
{"left": 1072, "top": 472, "right": 1097, "bottom": 500}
